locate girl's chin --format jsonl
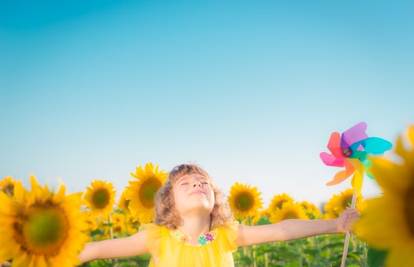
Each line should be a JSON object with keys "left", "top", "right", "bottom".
{"left": 185, "top": 202, "right": 213, "bottom": 211}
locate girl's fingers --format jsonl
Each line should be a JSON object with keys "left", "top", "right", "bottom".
{"left": 339, "top": 208, "right": 360, "bottom": 232}
{"left": 345, "top": 208, "right": 360, "bottom": 218}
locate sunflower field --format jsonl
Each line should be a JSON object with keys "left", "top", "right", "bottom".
{"left": 0, "top": 125, "right": 413, "bottom": 267}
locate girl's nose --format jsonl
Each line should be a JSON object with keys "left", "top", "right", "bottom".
{"left": 193, "top": 181, "right": 202, "bottom": 187}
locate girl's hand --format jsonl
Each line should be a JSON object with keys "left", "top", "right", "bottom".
{"left": 335, "top": 208, "right": 360, "bottom": 233}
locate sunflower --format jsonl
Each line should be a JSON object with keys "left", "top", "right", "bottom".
{"left": 118, "top": 189, "right": 130, "bottom": 211}
{"left": 354, "top": 125, "right": 414, "bottom": 267}
{"left": 0, "top": 176, "right": 88, "bottom": 267}
{"left": 323, "top": 188, "right": 363, "bottom": 219}
{"left": 110, "top": 213, "right": 127, "bottom": 236}
{"left": 300, "top": 201, "right": 322, "bottom": 219}
{"left": 270, "top": 202, "right": 308, "bottom": 223}
{"left": 125, "top": 162, "right": 167, "bottom": 223}
{"left": 228, "top": 182, "right": 263, "bottom": 221}
{"left": 0, "top": 176, "right": 24, "bottom": 197}
{"left": 84, "top": 180, "right": 116, "bottom": 217}
{"left": 267, "top": 193, "right": 294, "bottom": 215}
{"left": 252, "top": 209, "right": 271, "bottom": 225}
{"left": 120, "top": 214, "right": 139, "bottom": 235}
{"left": 83, "top": 212, "right": 99, "bottom": 232}
{"left": 94, "top": 220, "right": 112, "bottom": 241}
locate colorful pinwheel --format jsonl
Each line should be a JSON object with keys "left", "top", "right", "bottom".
{"left": 320, "top": 122, "right": 392, "bottom": 267}
{"left": 320, "top": 122, "right": 392, "bottom": 192}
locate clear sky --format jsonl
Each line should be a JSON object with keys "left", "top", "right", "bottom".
{"left": 1, "top": 0, "right": 413, "bottom": 207}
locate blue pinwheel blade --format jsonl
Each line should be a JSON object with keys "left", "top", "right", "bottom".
{"left": 350, "top": 137, "right": 392, "bottom": 155}
{"left": 363, "top": 137, "right": 393, "bottom": 154}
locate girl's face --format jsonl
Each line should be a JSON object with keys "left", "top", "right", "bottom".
{"left": 173, "top": 173, "right": 215, "bottom": 216}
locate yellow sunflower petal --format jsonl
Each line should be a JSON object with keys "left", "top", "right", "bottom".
{"left": 407, "top": 125, "right": 414, "bottom": 146}
{"left": 370, "top": 157, "right": 411, "bottom": 195}
{"left": 354, "top": 196, "right": 411, "bottom": 249}
{"left": 386, "top": 244, "right": 414, "bottom": 267}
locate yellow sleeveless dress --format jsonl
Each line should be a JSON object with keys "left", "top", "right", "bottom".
{"left": 141, "top": 221, "right": 240, "bottom": 267}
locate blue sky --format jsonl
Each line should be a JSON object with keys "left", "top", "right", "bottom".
{"left": 1, "top": 0, "right": 413, "bottom": 206}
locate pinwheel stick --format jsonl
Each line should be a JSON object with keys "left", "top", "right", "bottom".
{"left": 340, "top": 189, "right": 357, "bottom": 267}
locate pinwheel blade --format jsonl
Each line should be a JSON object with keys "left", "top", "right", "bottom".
{"left": 326, "top": 160, "right": 355, "bottom": 186}
{"left": 327, "top": 132, "right": 343, "bottom": 158}
{"left": 341, "top": 122, "right": 368, "bottom": 148}
{"left": 320, "top": 152, "right": 345, "bottom": 167}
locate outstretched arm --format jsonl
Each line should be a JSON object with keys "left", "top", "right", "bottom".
{"left": 78, "top": 230, "right": 148, "bottom": 264}
{"left": 236, "top": 208, "right": 359, "bottom": 247}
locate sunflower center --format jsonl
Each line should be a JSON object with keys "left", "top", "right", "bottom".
{"left": 235, "top": 192, "right": 254, "bottom": 211}
{"left": 283, "top": 211, "right": 299, "bottom": 220}
{"left": 404, "top": 186, "right": 414, "bottom": 236}
{"left": 122, "top": 199, "right": 130, "bottom": 209}
{"left": 3, "top": 183, "right": 14, "bottom": 196}
{"left": 276, "top": 200, "right": 288, "bottom": 209}
{"left": 113, "top": 225, "right": 122, "bottom": 233}
{"left": 333, "top": 209, "right": 340, "bottom": 217}
{"left": 341, "top": 196, "right": 352, "bottom": 210}
{"left": 20, "top": 206, "right": 69, "bottom": 255}
{"left": 92, "top": 189, "right": 110, "bottom": 209}
{"left": 139, "top": 177, "right": 162, "bottom": 208}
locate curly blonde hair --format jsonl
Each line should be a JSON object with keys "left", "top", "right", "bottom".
{"left": 154, "top": 163, "right": 234, "bottom": 230}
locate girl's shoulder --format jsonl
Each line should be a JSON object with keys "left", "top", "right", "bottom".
{"left": 214, "top": 220, "right": 240, "bottom": 252}
{"left": 140, "top": 223, "right": 170, "bottom": 238}
{"left": 222, "top": 219, "right": 240, "bottom": 230}
{"left": 140, "top": 223, "right": 170, "bottom": 255}
{"left": 216, "top": 219, "right": 240, "bottom": 233}
{"left": 140, "top": 222, "right": 168, "bottom": 231}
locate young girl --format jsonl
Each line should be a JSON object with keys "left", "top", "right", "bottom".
{"left": 78, "top": 163, "right": 359, "bottom": 267}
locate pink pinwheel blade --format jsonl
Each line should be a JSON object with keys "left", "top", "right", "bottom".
{"left": 341, "top": 122, "right": 368, "bottom": 148}
{"left": 327, "top": 132, "right": 343, "bottom": 158}
{"left": 320, "top": 152, "right": 345, "bottom": 167}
